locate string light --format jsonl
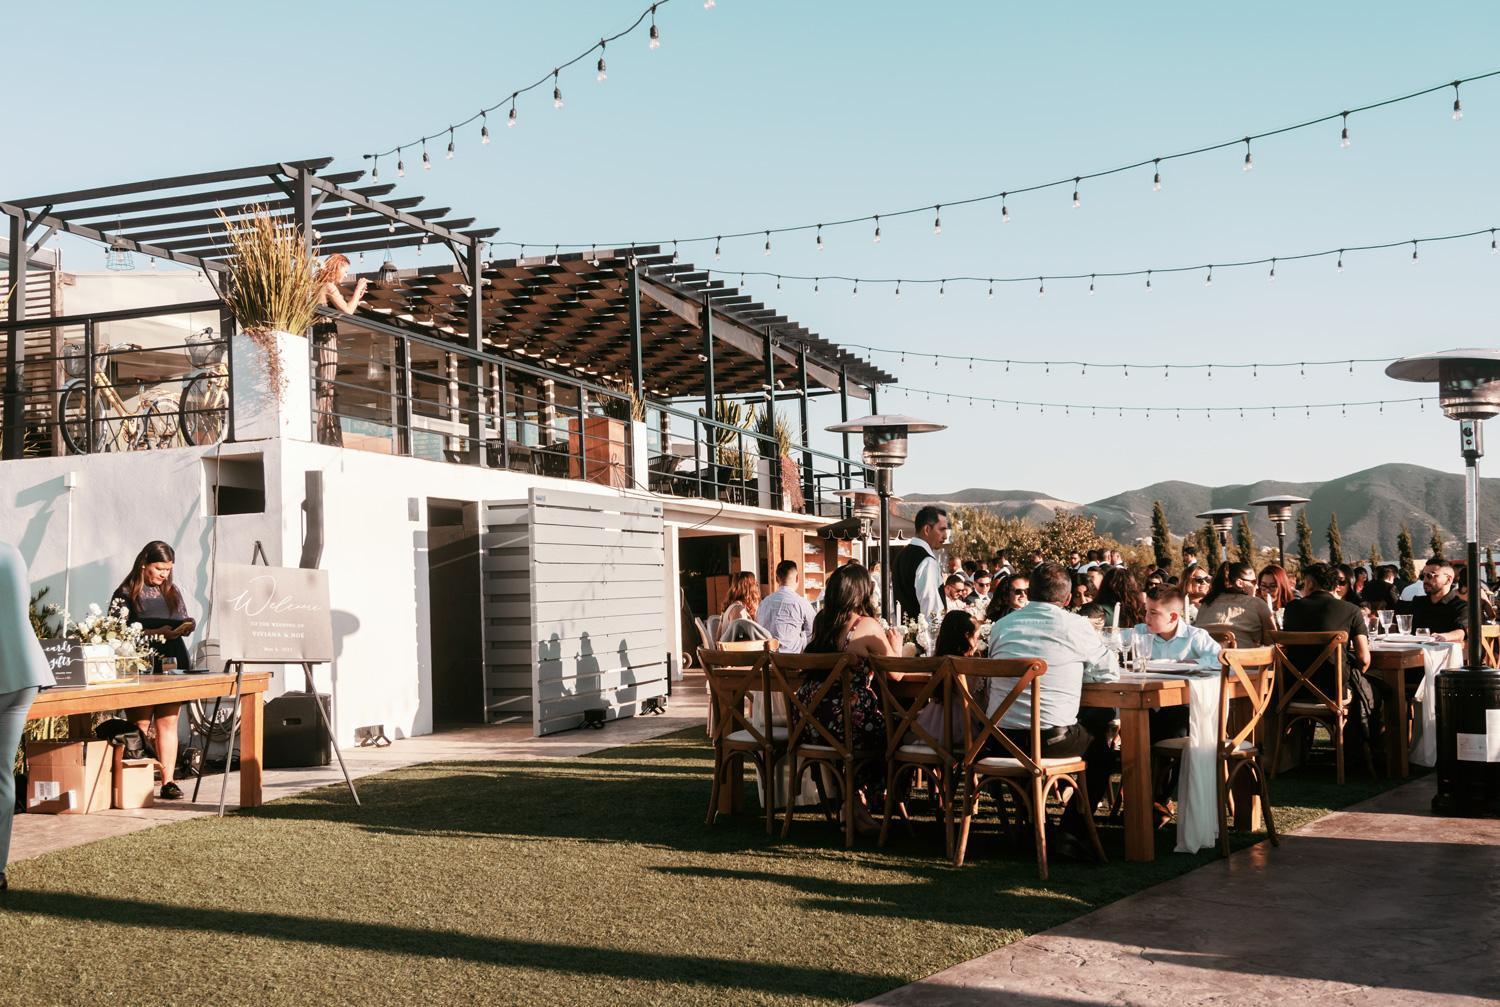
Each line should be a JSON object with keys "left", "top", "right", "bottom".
{"left": 714, "top": 236, "right": 722, "bottom": 260}
{"left": 1205, "top": 265, "right": 1213, "bottom": 285}
{"left": 933, "top": 206, "right": 942, "bottom": 235}
{"left": 895, "top": 281, "right": 901, "bottom": 297}
{"left": 597, "top": 41, "right": 607, "bottom": 81}
{"left": 649, "top": 4, "right": 661, "bottom": 48}
{"left": 1242, "top": 137, "right": 1253, "bottom": 171}
{"left": 1071, "top": 177, "right": 1081, "bottom": 208}
{"left": 873, "top": 216, "right": 881, "bottom": 243}
{"left": 1412, "top": 240, "right": 1419, "bottom": 262}
{"left": 492, "top": 67, "right": 1500, "bottom": 251}
{"left": 1337, "top": 250, "right": 1344, "bottom": 272}
{"left": 1152, "top": 159, "right": 1162, "bottom": 191}
{"left": 371, "top": 156, "right": 380, "bottom": 181}
{"left": 1000, "top": 194, "right": 1010, "bottom": 222}
{"left": 397, "top": 151, "right": 405, "bottom": 177}
{"left": 446, "top": 128, "right": 456, "bottom": 159}
{"left": 421, "top": 140, "right": 431, "bottom": 170}
{"left": 509, "top": 95, "right": 518, "bottom": 127}
{"left": 892, "top": 385, "right": 1435, "bottom": 418}
{"left": 844, "top": 343, "right": 1400, "bottom": 376}
{"left": 553, "top": 70, "right": 564, "bottom": 109}
{"left": 763, "top": 231, "right": 771, "bottom": 256}
{"left": 1452, "top": 81, "right": 1463, "bottom": 120}
{"left": 1268, "top": 258, "right": 1276, "bottom": 281}
{"left": 1088, "top": 274, "right": 1096, "bottom": 295}
{"left": 480, "top": 112, "right": 491, "bottom": 144}
{"left": 1340, "top": 112, "right": 1351, "bottom": 148}
{"left": 816, "top": 224, "right": 824, "bottom": 252}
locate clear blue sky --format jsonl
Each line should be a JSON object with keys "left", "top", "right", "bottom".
{"left": 10, "top": 1, "right": 1500, "bottom": 502}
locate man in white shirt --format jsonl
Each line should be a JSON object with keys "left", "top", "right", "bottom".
{"left": 757, "top": 560, "right": 816, "bottom": 654}
{"left": 892, "top": 506, "right": 947, "bottom": 625}
{"left": 988, "top": 562, "right": 1112, "bottom": 859}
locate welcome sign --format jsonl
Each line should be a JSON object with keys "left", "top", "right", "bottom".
{"left": 213, "top": 564, "right": 334, "bottom": 663}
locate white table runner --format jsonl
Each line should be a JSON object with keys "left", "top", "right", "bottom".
{"left": 1372, "top": 639, "right": 1462, "bottom": 768}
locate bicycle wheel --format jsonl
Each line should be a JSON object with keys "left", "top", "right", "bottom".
{"left": 58, "top": 382, "right": 112, "bottom": 454}
{"left": 179, "top": 373, "right": 226, "bottom": 446}
{"left": 140, "top": 396, "right": 181, "bottom": 449}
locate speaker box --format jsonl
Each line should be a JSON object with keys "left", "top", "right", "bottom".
{"left": 264, "top": 692, "right": 332, "bottom": 769}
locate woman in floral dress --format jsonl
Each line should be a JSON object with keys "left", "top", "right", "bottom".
{"left": 798, "top": 563, "right": 902, "bottom": 828}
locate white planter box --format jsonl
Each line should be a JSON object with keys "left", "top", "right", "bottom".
{"left": 231, "top": 328, "right": 312, "bottom": 443}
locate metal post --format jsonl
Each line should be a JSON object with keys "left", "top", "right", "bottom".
{"left": 627, "top": 266, "right": 645, "bottom": 401}
{"left": 292, "top": 167, "right": 314, "bottom": 258}
{"left": 870, "top": 382, "right": 880, "bottom": 416}
{"left": 1462, "top": 419, "right": 1485, "bottom": 669}
{"left": 3, "top": 212, "right": 26, "bottom": 459}
{"left": 701, "top": 296, "right": 716, "bottom": 471}
{"left": 497, "top": 361, "right": 509, "bottom": 470}
{"left": 838, "top": 365, "right": 851, "bottom": 515}
{"left": 394, "top": 334, "right": 413, "bottom": 456}
{"left": 466, "top": 238, "right": 484, "bottom": 464}
{"left": 797, "top": 349, "right": 813, "bottom": 513}
{"left": 763, "top": 327, "right": 776, "bottom": 503}
{"left": 221, "top": 307, "right": 237, "bottom": 443}
{"left": 1275, "top": 522, "right": 1287, "bottom": 568}
{"left": 877, "top": 468, "right": 893, "bottom": 619}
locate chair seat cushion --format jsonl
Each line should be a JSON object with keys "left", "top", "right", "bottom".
{"left": 725, "top": 726, "right": 788, "bottom": 745}
{"left": 975, "top": 755, "right": 1085, "bottom": 773}
{"left": 1153, "top": 737, "right": 1256, "bottom": 754}
{"left": 897, "top": 743, "right": 952, "bottom": 760}
{"left": 1286, "top": 700, "right": 1344, "bottom": 715}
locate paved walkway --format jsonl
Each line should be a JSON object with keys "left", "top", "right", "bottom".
{"left": 861, "top": 776, "right": 1500, "bottom": 1006}
{"left": 12, "top": 676, "right": 705, "bottom": 865}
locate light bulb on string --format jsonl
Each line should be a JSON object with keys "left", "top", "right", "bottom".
{"left": 872, "top": 216, "right": 882, "bottom": 243}
{"left": 548, "top": 245, "right": 560, "bottom": 266}
{"left": 713, "top": 236, "right": 721, "bottom": 260}
{"left": 1000, "top": 194, "right": 1010, "bottom": 223}
{"left": 1491, "top": 229, "right": 1497, "bottom": 254}
{"left": 705, "top": 0, "right": 715, "bottom": 7}
{"left": 553, "top": 70, "right": 564, "bottom": 109}
{"left": 1088, "top": 274, "right": 1095, "bottom": 295}
{"left": 1340, "top": 112, "right": 1351, "bottom": 148}
{"left": 815, "top": 224, "right": 823, "bottom": 252}
{"left": 480, "top": 112, "right": 490, "bottom": 144}
{"left": 1205, "top": 265, "right": 1214, "bottom": 286}
{"left": 671, "top": 240, "right": 679, "bottom": 264}
{"left": 939, "top": 281, "right": 945, "bottom": 298}
{"left": 932, "top": 206, "right": 941, "bottom": 235}
{"left": 813, "top": 278, "right": 819, "bottom": 295}
{"left": 987, "top": 282, "right": 993, "bottom": 299}
{"left": 421, "top": 140, "right": 431, "bottom": 170}
{"left": 894, "top": 281, "right": 901, "bottom": 298}
{"left": 1071, "top": 177, "right": 1081, "bottom": 208}
{"left": 1268, "top": 258, "right": 1276, "bottom": 281}
{"left": 597, "top": 41, "right": 607, "bottom": 81}
{"left": 371, "top": 156, "right": 380, "bottom": 181}
{"left": 1152, "top": 159, "right": 1162, "bottom": 191}
{"left": 446, "top": 128, "right": 455, "bottom": 159}
{"left": 508, "top": 95, "right": 518, "bottom": 127}
{"left": 1242, "top": 138, "right": 1253, "bottom": 171}
{"left": 397, "top": 150, "right": 406, "bottom": 177}
{"left": 763, "top": 231, "right": 771, "bottom": 256}
{"left": 1337, "top": 250, "right": 1344, "bottom": 272}
{"left": 1145, "top": 270, "right": 1152, "bottom": 292}
{"left": 649, "top": 5, "right": 660, "bottom": 48}
{"left": 775, "top": 276, "right": 781, "bottom": 291}
{"left": 1452, "top": 81, "right": 1463, "bottom": 120}
{"left": 852, "top": 280, "right": 859, "bottom": 297}
{"left": 1037, "top": 277, "right": 1045, "bottom": 298}
{"left": 1412, "top": 240, "right": 1419, "bottom": 262}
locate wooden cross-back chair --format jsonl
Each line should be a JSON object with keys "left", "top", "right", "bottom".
{"left": 1268, "top": 630, "right": 1370, "bottom": 783}
{"left": 951, "top": 657, "right": 1106, "bottom": 880}
{"left": 1152, "top": 646, "right": 1280, "bottom": 858}
{"left": 771, "top": 651, "right": 877, "bottom": 848}
{"left": 868, "top": 656, "right": 959, "bottom": 856}
{"left": 698, "top": 645, "right": 782, "bottom": 833}
{"left": 1197, "top": 623, "right": 1238, "bottom": 650}
{"left": 1481, "top": 624, "right": 1500, "bottom": 668}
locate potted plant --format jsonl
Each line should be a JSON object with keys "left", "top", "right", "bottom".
{"left": 217, "top": 207, "right": 321, "bottom": 440}
{"left": 751, "top": 406, "right": 804, "bottom": 512}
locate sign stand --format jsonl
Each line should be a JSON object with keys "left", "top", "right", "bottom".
{"left": 189, "top": 542, "right": 359, "bottom": 814}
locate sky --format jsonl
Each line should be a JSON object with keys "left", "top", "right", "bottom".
{"left": 8, "top": 1, "right": 1500, "bottom": 502}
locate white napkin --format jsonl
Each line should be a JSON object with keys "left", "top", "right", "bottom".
{"left": 1174, "top": 674, "right": 1224, "bottom": 854}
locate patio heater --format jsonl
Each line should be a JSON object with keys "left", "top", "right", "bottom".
{"left": 1195, "top": 508, "right": 1247, "bottom": 552}
{"left": 1247, "top": 494, "right": 1310, "bottom": 566}
{"left": 825, "top": 415, "right": 945, "bottom": 619}
{"left": 834, "top": 486, "right": 902, "bottom": 560}
{"left": 1387, "top": 348, "right": 1500, "bottom": 816}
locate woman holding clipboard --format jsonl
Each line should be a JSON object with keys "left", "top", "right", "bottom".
{"left": 113, "top": 541, "right": 195, "bottom": 800}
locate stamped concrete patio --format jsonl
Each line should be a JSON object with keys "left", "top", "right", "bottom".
{"left": 860, "top": 776, "right": 1500, "bottom": 1006}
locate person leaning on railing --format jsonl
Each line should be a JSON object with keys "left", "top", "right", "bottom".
{"left": 312, "top": 253, "right": 369, "bottom": 448}
{"left": 0, "top": 543, "right": 56, "bottom": 894}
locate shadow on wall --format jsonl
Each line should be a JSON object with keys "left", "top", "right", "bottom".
{"left": 15, "top": 476, "right": 65, "bottom": 579}
{"left": 575, "top": 631, "right": 600, "bottom": 693}
{"left": 539, "top": 633, "right": 563, "bottom": 696}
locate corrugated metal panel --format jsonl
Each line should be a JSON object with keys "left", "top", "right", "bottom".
{"left": 480, "top": 488, "right": 668, "bottom": 735}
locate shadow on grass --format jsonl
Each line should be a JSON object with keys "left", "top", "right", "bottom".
{"left": 1, "top": 890, "right": 893, "bottom": 997}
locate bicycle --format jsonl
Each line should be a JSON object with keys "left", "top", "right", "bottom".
{"left": 178, "top": 327, "right": 229, "bottom": 446}
{"left": 58, "top": 341, "right": 181, "bottom": 454}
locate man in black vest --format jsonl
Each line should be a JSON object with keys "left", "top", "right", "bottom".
{"left": 893, "top": 505, "right": 948, "bottom": 625}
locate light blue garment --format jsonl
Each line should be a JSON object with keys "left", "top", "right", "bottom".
{"left": 756, "top": 587, "right": 816, "bottom": 654}
{"left": 988, "top": 602, "right": 1112, "bottom": 729}
{"left": 1, "top": 686, "right": 39, "bottom": 871}
{"left": 0, "top": 543, "right": 53, "bottom": 693}
{"left": 1134, "top": 618, "right": 1223, "bottom": 669}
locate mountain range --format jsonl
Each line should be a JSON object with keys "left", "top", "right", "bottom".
{"left": 901, "top": 463, "right": 1500, "bottom": 561}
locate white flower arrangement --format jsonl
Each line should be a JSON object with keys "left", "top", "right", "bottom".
{"left": 64, "top": 598, "right": 164, "bottom": 675}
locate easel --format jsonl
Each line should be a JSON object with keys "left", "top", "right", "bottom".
{"left": 190, "top": 541, "right": 360, "bottom": 814}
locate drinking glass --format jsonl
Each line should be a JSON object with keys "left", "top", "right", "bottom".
{"left": 1100, "top": 627, "right": 1125, "bottom": 666}
{"left": 161, "top": 658, "right": 178, "bottom": 675}
{"left": 1130, "top": 630, "right": 1153, "bottom": 671}
{"left": 1377, "top": 609, "right": 1394, "bottom": 637}
{"left": 1396, "top": 613, "right": 1413, "bottom": 636}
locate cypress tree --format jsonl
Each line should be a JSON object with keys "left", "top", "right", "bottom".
{"left": 1150, "top": 501, "right": 1174, "bottom": 571}
{"left": 1397, "top": 524, "right": 1417, "bottom": 582}
{"left": 1327, "top": 512, "right": 1344, "bottom": 566}
{"left": 1429, "top": 523, "right": 1446, "bottom": 560}
{"left": 1235, "top": 517, "right": 1257, "bottom": 566}
{"left": 1367, "top": 543, "right": 1381, "bottom": 571}
{"left": 1203, "top": 521, "right": 1223, "bottom": 571}
{"left": 1296, "top": 511, "right": 1316, "bottom": 570}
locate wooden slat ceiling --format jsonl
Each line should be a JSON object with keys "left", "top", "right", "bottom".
{"left": 356, "top": 246, "right": 894, "bottom": 398}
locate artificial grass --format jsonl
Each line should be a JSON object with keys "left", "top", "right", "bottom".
{"left": 1, "top": 729, "right": 1412, "bottom": 1006}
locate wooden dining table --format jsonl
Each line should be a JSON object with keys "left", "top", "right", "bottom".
{"left": 1082, "top": 672, "right": 1264, "bottom": 863}
{"left": 25, "top": 671, "right": 273, "bottom": 808}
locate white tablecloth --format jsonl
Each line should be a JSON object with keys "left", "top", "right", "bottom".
{"left": 1119, "top": 667, "right": 1222, "bottom": 853}
{"left": 1371, "top": 639, "right": 1462, "bottom": 768}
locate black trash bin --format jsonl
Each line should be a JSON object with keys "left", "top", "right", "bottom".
{"left": 264, "top": 692, "right": 333, "bottom": 770}
{"left": 1432, "top": 668, "right": 1500, "bottom": 817}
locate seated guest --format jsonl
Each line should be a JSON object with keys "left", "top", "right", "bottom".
{"left": 1362, "top": 564, "right": 1400, "bottom": 612}
{"left": 968, "top": 570, "right": 993, "bottom": 609}
{"left": 944, "top": 573, "right": 970, "bottom": 612}
{"left": 992, "top": 550, "right": 1013, "bottom": 578}
{"left": 1195, "top": 562, "right": 1277, "bottom": 646}
{"left": 1331, "top": 564, "right": 1356, "bottom": 602}
{"left": 1143, "top": 568, "right": 1168, "bottom": 590}
{"left": 1283, "top": 562, "right": 1378, "bottom": 755}
{"left": 984, "top": 572, "right": 1029, "bottom": 623}
{"left": 757, "top": 560, "right": 816, "bottom": 654}
{"left": 1095, "top": 567, "right": 1146, "bottom": 630}
{"left": 988, "top": 562, "right": 1112, "bottom": 859}
{"left": 716, "top": 572, "right": 761, "bottom": 642}
{"left": 1180, "top": 563, "right": 1211, "bottom": 622}
{"left": 1256, "top": 563, "right": 1297, "bottom": 614}
{"left": 1398, "top": 559, "right": 1466, "bottom": 642}
{"left": 1350, "top": 566, "right": 1370, "bottom": 602}
{"left": 1136, "top": 584, "right": 1222, "bottom": 809}
{"left": 1070, "top": 573, "right": 1094, "bottom": 611}
{"left": 1076, "top": 602, "right": 1109, "bottom": 632}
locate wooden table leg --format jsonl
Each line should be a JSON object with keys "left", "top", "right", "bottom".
{"left": 1118, "top": 708, "right": 1154, "bottom": 862}
{"left": 238, "top": 692, "right": 263, "bottom": 808}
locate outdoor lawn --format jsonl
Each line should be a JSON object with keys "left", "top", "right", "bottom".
{"left": 2, "top": 729, "right": 1408, "bottom": 1006}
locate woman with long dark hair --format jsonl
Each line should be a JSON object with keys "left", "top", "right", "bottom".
{"left": 113, "top": 541, "right": 196, "bottom": 800}
{"left": 716, "top": 571, "right": 763, "bottom": 642}
{"left": 1196, "top": 561, "right": 1277, "bottom": 646}
{"left": 1094, "top": 566, "right": 1146, "bottom": 630}
{"left": 1256, "top": 563, "right": 1297, "bottom": 614}
{"left": 984, "top": 572, "right": 1030, "bottom": 624}
{"left": 800, "top": 563, "right": 900, "bottom": 830}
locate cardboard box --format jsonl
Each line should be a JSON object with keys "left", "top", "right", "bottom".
{"left": 26, "top": 740, "right": 115, "bottom": 815}
{"left": 113, "top": 757, "right": 157, "bottom": 810}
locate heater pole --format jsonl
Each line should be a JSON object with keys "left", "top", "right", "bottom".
{"left": 1462, "top": 420, "right": 1485, "bottom": 670}
{"left": 878, "top": 468, "right": 893, "bottom": 620}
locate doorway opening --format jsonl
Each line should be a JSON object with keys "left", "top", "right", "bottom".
{"left": 427, "top": 498, "right": 484, "bottom": 726}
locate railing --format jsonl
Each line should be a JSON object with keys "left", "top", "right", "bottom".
{"left": 0, "top": 301, "right": 232, "bottom": 457}
{"left": 3, "top": 300, "right": 869, "bottom": 516}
